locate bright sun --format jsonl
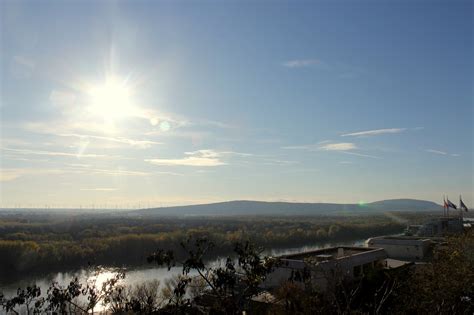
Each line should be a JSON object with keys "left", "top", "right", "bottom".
{"left": 88, "top": 76, "right": 136, "bottom": 121}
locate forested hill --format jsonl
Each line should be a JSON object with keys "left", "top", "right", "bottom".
{"left": 134, "top": 199, "right": 441, "bottom": 216}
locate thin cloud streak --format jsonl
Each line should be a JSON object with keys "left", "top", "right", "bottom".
{"left": 283, "top": 59, "right": 321, "bottom": 68}
{"left": 281, "top": 140, "right": 332, "bottom": 151}
{"left": 82, "top": 168, "right": 149, "bottom": 176}
{"left": 64, "top": 164, "right": 150, "bottom": 176}
{"left": 281, "top": 144, "right": 319, "bottom": 151}
{"left": 0, "top": 166, "right": 151, "bottom": 182}
{"left": 146, "top": 157, "right": 225, "bottom": 167}
{"left": 341, "top": 151, "right": 380, "bottom": 159}
{"left": 426, "top": 149, "right": 448, "bottom": 155}
{"left": 2, "top": 147, "right": 116, "bottom": 159}
{"left": 261, "top": 158, "right": 298, "bottom": 166}
{"left": 58, "top": 133, "right": 162, "bottom": 148}
{"left": 0, "top": 168, "right": 82, "bottom": 182}
{"left": 319, "top": 142, "right": 357, "bottom": 151}
{"left": 145, "top": 149, "right": 268, "bottom": 167}
{"left": 341, "top": 128, "right": 406, "bottom": 137}
{"left": 425, "top": 149, "right": 460, "bottom": 157}
{"left": 0, "top": 169, "right": 25, "bottom": 181}
{"left": 146, "top": 149, "right": 226, "bottom": 167}
{"left": 80, "top": 188, "right": 118, "bottom": 191}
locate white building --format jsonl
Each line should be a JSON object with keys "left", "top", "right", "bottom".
{"left": 264, "top": 246, "right": 387, "bottom": 292}
{"left": 366, "top": 236, "right": 434, "bottom": 261}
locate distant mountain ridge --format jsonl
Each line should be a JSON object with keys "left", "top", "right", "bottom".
{"left": 134, "top": 199, "right": 441, "bottom": 216}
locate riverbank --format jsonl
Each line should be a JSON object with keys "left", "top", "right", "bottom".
{"left": 1, "top": 239, "right": 365, "bottom": 297}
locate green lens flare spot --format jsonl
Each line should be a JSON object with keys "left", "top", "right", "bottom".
{"left": 358, "top": 200, "right": 367, "bottom": 207}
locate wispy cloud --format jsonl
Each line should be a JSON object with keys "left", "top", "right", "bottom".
{"left": 0, "top": 166, "right": 151, "bottom": 182}
{"left": 144, "top": 149, "right": 264, "bottom": 167}
{"left": 319, "top": 142, "right": 357, "bottom": 151}
{"left": 281, "top": 144, "right": 319, "bottom": 151}
{"left": 80, "top": 188, "right": 118, "bottom": 191}
{"left": 64, "top": 164, "right": 150, "bottom": 176}
{"left": 219, "top": 151, "right": 257, "bottom": 157}
{"left": 84, "top": 168, "right": 149, "bottom": 176}
{"left": 425, "top": 149, "right": 460, "bottom": 157}
{"left": 341, "top": 128, "right": 406, "bottom": 137}
{"left": 282, "top": 141, "right": 356, "bottom": 151}
{"left": 2, "top": 154, "right": 50, "bottom": 162}
{"left": 341, "top": 151, "right": 380, "bottom": 159}
{"left": 2, "top": 147, "right": 118, "bottom": 159}
{"left": 194, "top": 120, "right": 237, "bottom": 129}
{"left": 261, "top": 158, "right": 298, "bottom": 166}
{"left": 154, "top": 171, "right": 185, "bottom": 176}
{"left": 0, "top": 168, "right": 81, "bottom": 182}
{"left": 58, "top": 133, "right": 162, "bottom": 148}
{"left": 282, "top": 141, "right": 380, "bottom": 158}
{"left": 0, "top": 169, "right": 25, "bottom": 182}
{"left": 146, "top": 149, "right": 226, "bottom": 167}
{"left": 281, "top": 140, "right": 331, "bottom": 151}
{"left": 283, "top": 59, "right": 321, "bottom": 68}
{"left": 426, "top": 149, "right": 448, "bottom": 155}
{"left": 279, "top": 168, "right": 319, "bottom": 174}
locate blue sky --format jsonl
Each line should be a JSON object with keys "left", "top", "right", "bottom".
{"left": 1, "top": 0, "right": 472, "bottom": 208}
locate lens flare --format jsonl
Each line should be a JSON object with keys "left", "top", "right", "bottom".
{"left": 159, "top": 120, "right": 171, "bottom": 132}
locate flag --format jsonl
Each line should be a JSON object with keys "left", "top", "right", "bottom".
{"left": 443, "top": 197, "right": 449, "bottom": 210}
{"left": 447, "top": 198, "right": 457, "bottom": 209}
{"left": 460, "top": 197, "right": 469, "bottom": 212}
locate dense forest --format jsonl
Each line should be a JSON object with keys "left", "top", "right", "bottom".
{"left": 0, "top": 211, "right": 436, "bottom": 278}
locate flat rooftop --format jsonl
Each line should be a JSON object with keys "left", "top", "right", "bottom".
{"left": 367, "top": 235, "right": 445, "bottom": 244}
{"left": 384, "top": 258, "right": 413, "bottom": 269}
{"left": 282, "top": 246, "right": 380, "bottom": 261}
{"left": 374, "top": 236, "right": 431, "bottom": 240}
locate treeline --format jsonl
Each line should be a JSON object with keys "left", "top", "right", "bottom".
{"left": 0, "top": 212, "right": 421, "bottom": 276}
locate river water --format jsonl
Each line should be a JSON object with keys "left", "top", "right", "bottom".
{"left": 0, "top": 239, "right": 365, "bottom": 310}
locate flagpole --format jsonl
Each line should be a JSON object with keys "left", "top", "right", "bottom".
{"left": 444, "top": 195, "right": 446, "bottom": 217}
{"left": 447, "top": 195, "right": 449, "bottom": 217}
{"left": 443, "top": 195, "right": 446, "bottom": 217}
{"left": 443, "top": 195, "right": 447, "bottom": 218}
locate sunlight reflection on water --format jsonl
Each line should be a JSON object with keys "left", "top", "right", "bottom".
{"left": 1, "top": 239, "right": 364, "bottom": 312}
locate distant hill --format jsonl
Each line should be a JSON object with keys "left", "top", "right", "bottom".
{"left": 133, "top": 199, "right": 441, "bottom": 217}
{"left": 367, "top": 199, "right": 441, "bottom": 211}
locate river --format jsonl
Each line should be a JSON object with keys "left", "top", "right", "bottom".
{"left": 0, "top": 239, "right": 365, "bottom": 310}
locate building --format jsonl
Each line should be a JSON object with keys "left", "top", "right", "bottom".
{"left": 366, "top": 236, "right": 435, "bottom": 261}
{"left": 405, "top": 216, "right": 464, "bottom": 237}
{"left": 366, "top": 216, "right": 466, "bottom": 261}
{"left": 264, "top": 246, "right": 387, "bottom": 292}
{"left": 263, "top": 216, "right": 467, "bottom": 294}
{"left": 416, "top": 216, "right": 464, "bottom": 236}
{"left": 366, "top": 216, "right": 465, "bottom": 261}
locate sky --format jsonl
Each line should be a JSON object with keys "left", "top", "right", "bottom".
{"left": 0, "top": 0, "right": 472, "bottom": 208}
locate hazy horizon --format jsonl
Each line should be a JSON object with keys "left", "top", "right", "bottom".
{"left": 1, "top": 1, "right": 473, "bottom": 208}
{"left": 0, "top": 197, "right": 447, "bottom": 210}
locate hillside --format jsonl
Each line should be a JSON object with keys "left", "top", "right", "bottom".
{"left": 134, "top": 199, "right": 441, "bottom": 216}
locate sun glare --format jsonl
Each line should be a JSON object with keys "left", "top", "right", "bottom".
{"left": 88, "top": 76, "right": 136, "bottom": 121}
